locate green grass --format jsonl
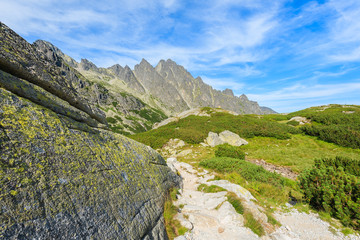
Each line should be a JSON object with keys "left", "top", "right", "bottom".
{"left": 197, "top": 184, "right": 227, "bottom": 193}
{"left": 164, "top": 188, "right": 188, "bottom": 239}
{"left": 200, "top": 157, "right": 293, "bottom": 188}
{"left": 200, "top": 157, "right": 300, "bottom": 209}
{"left": 226, "top": 192, "right": 244, "bottom": 214}
{"left": 130, "top": 112, "right": 300, "bottom": 149}
{"left": 226, "top": 192, "right": 265, "bottom": 236}
{"left": 215, "top": 144, "right": 245, "bottom": 160}
{"left": 244, "top": 212, "right": 265, "bottom": 236}
{"left": 241, "top": 135, "right": 360, "bottom": 172}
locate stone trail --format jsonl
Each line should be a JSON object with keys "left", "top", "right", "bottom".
{"left": 167, "top": 158, "right": 359, "bottom": 240}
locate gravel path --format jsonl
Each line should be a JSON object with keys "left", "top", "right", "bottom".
{"left": 167, "top": 158, "right": 359, "bottom": 240}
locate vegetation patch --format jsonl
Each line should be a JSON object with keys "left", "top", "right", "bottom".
{"left": 244, "top": 211, "right": 265, "bottom": 236}
{"left": 215, "top": 144, "right": 245, "bottom": 160}
{"left": 226, "top": 192, "right": 265, "bottom": 237}
{"left": 200, "top": 157, "right": 292, "bottom": 188}
{"left": 286, "top": 120, "right": 299, "bottom": 126}
{"left": 106, "top": 117, "right": 117, "bottom": 124}
{"left": 197, "top": 184, "right": 226, "bottom": 193}
{"left": 299, "top": 157, "right": 360, "bottom": 230}
{"left": 131, "top": 112, "right": 300, "bottom": 149}
{"left": 164, "top": 188, "right": 188, "bottom": 239}
{"left": 291, "top": 105, "right": 360, "bottom": 149}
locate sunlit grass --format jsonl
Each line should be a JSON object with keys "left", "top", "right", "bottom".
{"left": 241, "top": 135, "right": 360, "bottom": 172}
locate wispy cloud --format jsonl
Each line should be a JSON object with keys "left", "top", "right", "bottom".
{"left": 202, "top": 77, "right": 246, "bottom": 92}
{"left": 248, "top": 82, "right": 360, "bottom": 112}
{"left": 1, "top": 0, "right": 360, "bottom": 112}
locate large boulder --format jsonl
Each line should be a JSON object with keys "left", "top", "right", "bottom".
{"left": 0, "top": 22, "right": 180, "bottom": 240}
{"left": 205, "top": 131, "right": 248, "bottom": 147}
{"left": 219, "top": 130, "right": 248, "bottom": 146}
{"left": 205, "top": 132, "right": 224, "bottom": 147}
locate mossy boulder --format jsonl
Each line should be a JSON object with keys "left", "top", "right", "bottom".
{"left": 0, "top": 87, "right": 180, "bottom": 239}
{"left": 0, "top": 22, "right": 180, "bottom": 239}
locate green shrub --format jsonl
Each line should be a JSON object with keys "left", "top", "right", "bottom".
{"left": 315, "top": 156, "right": 360, "bottom": 177}
{"left": 200, "top": 157, "right": 289, "bottom": 187}
{"left": 130, "top": 112, "right": 301, "bottom": 149}
{"left": 106, "top": 117, "right": 117, "bottom": 124}
{"left": 215, "top": 144, "right": 245, "bottom": 160}
{"left": 299, "top": 157, "right": 360, "bottom": 230}
{"left": 227, "top": 192, "right": 244, "bottom": 214}
{"left": 301, "top": 125, "right": 360, "bottom": 149}
{"left": 197, "top": 184, "right": 226, "bottom": 193}
{"left": 291, "top": 105, "right": 360, "bottom": 149}
{"left": 287, "top": 120, "right": 299, "bottom": 126}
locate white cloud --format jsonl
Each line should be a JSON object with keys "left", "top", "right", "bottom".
{"left": 248, "top": 82, "right": 360, "bottom": 102}
{"left": 202, "top": 77, "right": 246, "bottom": 92}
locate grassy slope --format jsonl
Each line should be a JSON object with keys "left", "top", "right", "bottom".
{"left": 242, "top": 135, "right": 360, "bottom": 172}
{"left": 145, "top": 105, "right": 360, "bottom": 234}
{"left": 131, "top": 105, "right": 360, "bottom": 172}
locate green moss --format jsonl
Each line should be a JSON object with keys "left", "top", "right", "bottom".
{"left": 0, "top": 88, "right": 178, "bottom": 237}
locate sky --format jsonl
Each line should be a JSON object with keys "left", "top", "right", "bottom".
{"left": 1, "top": 0, "right": 360, "bottom": 113}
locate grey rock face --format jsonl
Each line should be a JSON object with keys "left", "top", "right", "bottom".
{"left": 260, "top": 106, "right": 277, "bottom": 114}
{"left": 153, "top": 59, "right": 265, "bottom": 115}
{"left": 0, "top": 23, "right": 106, "bottom": 125}
{"left": 0, "top": 22, "right": 180, "bottom": 239}
{"left": 134, "top": 59, "right": 189, "bottom": 114}
{"left": 109, "top": 64, "right": 146, "bottom": 94}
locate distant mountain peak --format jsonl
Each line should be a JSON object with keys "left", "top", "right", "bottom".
{"left": 139, "top": 58, "right": 152, "bottom": 67}
{"left": 80, "top": 59, "right": 98, "bottom": 71}
{"left": 223, "top": 88, "right": 234, "bottom": 97}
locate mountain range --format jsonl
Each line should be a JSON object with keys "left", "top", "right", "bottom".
{"left": 35, "top": 39, "right": 275, "bottom": 134}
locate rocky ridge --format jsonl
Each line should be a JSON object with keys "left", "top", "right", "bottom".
{"left": 0, "top": 22, "right": 180, "bottom": 239}
{"left": 46, "top": 44, "right": 274, "bottom": 117}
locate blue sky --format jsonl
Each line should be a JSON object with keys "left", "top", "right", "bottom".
{"left": 1, "top": 0, "right": 360, "bottom": 113}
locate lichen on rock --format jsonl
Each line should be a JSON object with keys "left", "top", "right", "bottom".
{"left": 0, "top": 22, "right": 181, "bottom": 239}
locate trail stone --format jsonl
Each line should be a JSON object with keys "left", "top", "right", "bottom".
{"left": 205, "top": 132, "right": 224, "bottom": 147}
{"left": 219, "top": 130, "right": 248, "bottom": 146}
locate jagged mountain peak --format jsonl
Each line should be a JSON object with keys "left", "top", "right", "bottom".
{"left": 223, "top": 88, "right": 234, "bottom": 97}
{"left": 137, "top": 58, "right": 152, "bottom": 68}
{"left": 108, "top": 63, "right": 124, "bottom": 75}
{"left": 80, "top": 58, "right": 98, "bottom": 71}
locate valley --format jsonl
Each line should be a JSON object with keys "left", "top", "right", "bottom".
{"left": 1, "top": 22, "right": 360, "bottom": 239}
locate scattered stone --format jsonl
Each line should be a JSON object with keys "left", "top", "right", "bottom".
{"left": 289, "top": 116, "right": 310, "bottom": 125}
{"left": 204, "top": 130, "right": 248, "bottom": 147}
{"left": 342, "top": 111, "right": 355, "bottom": 114}
{"left": 205, "top": 132, "right": 224, "bottom": 147}
{"left": 246, "top": 159, "right": 298, "bottom": 180}
{"left": 219, "top": 130, "right": 248, "bottom": 146}
{"left": 176, "top": 149, "right": 193, "bottom": 158}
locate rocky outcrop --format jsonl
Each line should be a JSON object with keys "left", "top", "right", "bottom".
{"left": 58, "top": 54, "right": 275, "bottom": 117}
{"left": 31, "top": 40, "right": 167, "bottom": 135}
{"left": 0, "top": 22, "right": 180, "bottom": 239}
{"left": 205, "top": 131, "right": 248, "bottom": 147}
{"left": 289, "top": 116, "right": 310, "bottom": 125}
{"left": 0, "top": 23, "right": 106, "bottom": 125}
{"left": 153, "top": 59, "right": 265, "bottom": 115}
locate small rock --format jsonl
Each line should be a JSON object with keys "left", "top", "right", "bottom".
{"left": 205, "top": 132, "right": 224, "bottom": 147}
{"left": 219, "top": 130, "right": 248, "bottom": 146}
{"left": 176, "top": 149, "right": 193, "bottom": 157}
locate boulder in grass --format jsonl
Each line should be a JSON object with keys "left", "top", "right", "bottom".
{"left": 219, "top": 130, "right": 248, "bottom": 146}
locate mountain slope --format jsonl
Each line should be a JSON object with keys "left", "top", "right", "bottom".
{"left": 49, "top": 46, "right": 274, "bottom": 117}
